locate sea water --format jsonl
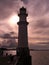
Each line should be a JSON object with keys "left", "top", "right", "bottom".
{"left": 30, "top": 51, "right": 49, "bottom": 65}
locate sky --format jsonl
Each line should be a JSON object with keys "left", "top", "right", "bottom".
{"left": 0, "top": 0, "right": 49, "bottom": 47}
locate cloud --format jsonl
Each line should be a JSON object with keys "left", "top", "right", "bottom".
{"left": 0, "top": 33, "right": 18, "bottom": 48}
{"left": 0, "top": 0, "right": 49, "bottom": 20}
{"left": 0, "top": 32, "right": 18, "bottom": 39}
{"left": 29, "top": 37, "right": 49, "bottom": 41}
{"left": 28, "top": 18, "right": 49, "bottom": 41}
{"left": 0, "top": 0, "right": 22, "bottom": 20}
{"left": 0, "top": 0, "right": 49, "bottom": 43}
{"left": 0, "top": 0, "right": 49, "bottom": 19}
{"left": 21, "top": 0, "right": 28, "bottom": 4}
{"left": 22, "top": 0, "right": 49, "bottom": 42}
{"left": 25, "top": 0, "right": 49, "bottom": 39}
{"left": 35, "top": 19, "right": 49, "bottom": 28}
{"left": 1, "top": 39, "right": 17, "bottom": 48}
{"left": 26, "top": 0, "right": 49, "bottom": 17}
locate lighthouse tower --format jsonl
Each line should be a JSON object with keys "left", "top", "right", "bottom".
{"left": 17, "top": 7, "right": 32, "bottom": 65}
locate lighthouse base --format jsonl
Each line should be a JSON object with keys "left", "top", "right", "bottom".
{"left": 16, "top": 48, "right": 32, "bottom": 65}
{"left": 17, "top": 55, "right": 32, "bottom": 65}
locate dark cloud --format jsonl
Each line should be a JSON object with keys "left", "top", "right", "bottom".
{"left": 35, "top": 19, "right": 49, "bottom": 29}
{"left": 21, "top": 0, "right": 28, "bottom": 4}
{"left": 0, "top": 0, "right": 20, "bottom": 20}
{"left": 0, "top": 33, "right": 18, "bottom": 48}
{"left": 32, "top": 30, "right": 49, "bottom": 36}
{"left": 27, "top": 0, "right": 49, "bottom": 17}
{"left": 1, "top": 39, "right": 17, "bottom": 48}
{"left": 28, "top": 18, "right": 49, "bottom": 37}
{"left": 0, "top": 0, "right": 49, "bottom": 20}
{"left": 0, "top": 32, "right": 18, "bottom": 39}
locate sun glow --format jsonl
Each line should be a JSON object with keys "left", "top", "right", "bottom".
{"left": 9, "top": 14, "right": 19, "bottom": 26}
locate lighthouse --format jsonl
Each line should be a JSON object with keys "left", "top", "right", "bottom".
{"left": 17, "top": 7, "right": 32, "bottom": 65}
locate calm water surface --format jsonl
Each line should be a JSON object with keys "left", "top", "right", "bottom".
{"left": 30, "top": 51, "right": 49, "bottom": 65}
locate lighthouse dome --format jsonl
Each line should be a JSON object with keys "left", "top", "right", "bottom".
{"left": 20, "top": 7, "right": 26, "bottom": 14}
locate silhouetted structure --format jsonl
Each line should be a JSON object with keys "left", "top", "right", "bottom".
{"left": 17, "top": 7, "right": 32, "bottom": 65}
{"left": 0, "top": 7, "right": 32, "bottom": 65}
